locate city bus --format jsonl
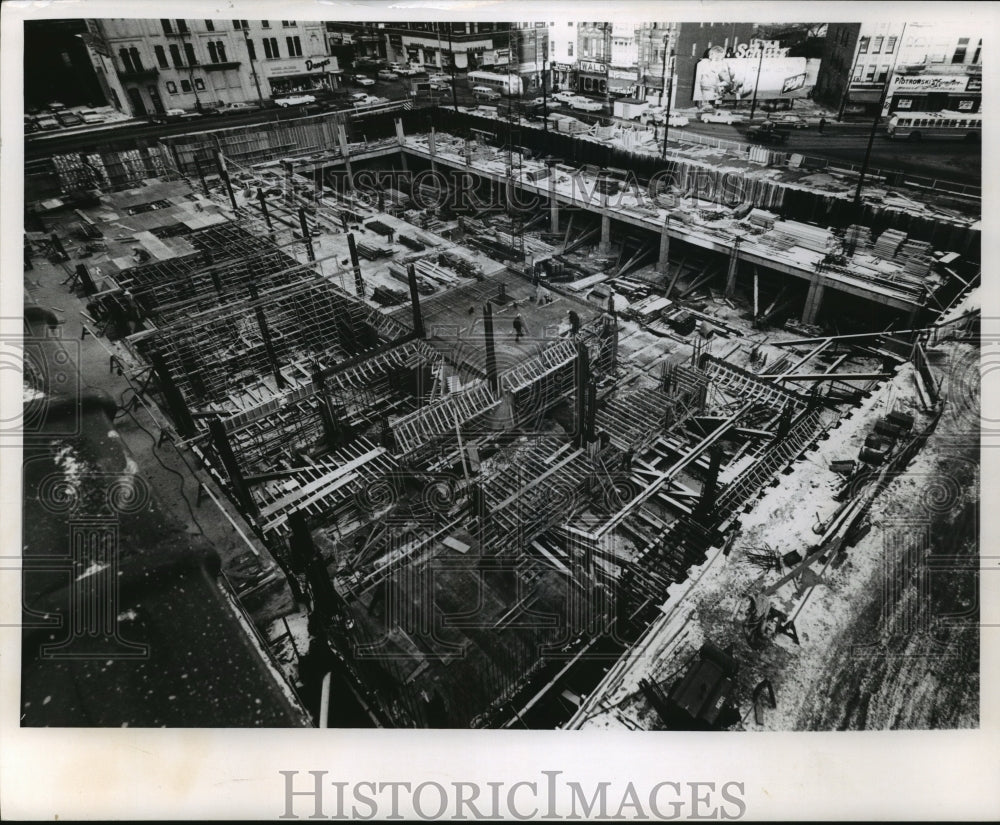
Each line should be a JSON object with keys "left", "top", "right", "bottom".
{"left": 466, "top": 70, "right": 523, "bottom": 97}
{"left": 886, "top": 110, "right": 982, "bottom": 141}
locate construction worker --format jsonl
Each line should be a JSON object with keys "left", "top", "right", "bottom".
{"left": 818, "top": 116, "right": 826, "bottom": 134}
{"left": 513, "top": 313, "right": 524, "bottom": 342}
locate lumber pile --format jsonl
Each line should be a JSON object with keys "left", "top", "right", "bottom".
{"left": 438, "top": 249, "right": 484, "bottom": 279}
{"left": 769, "top": 220, "right": 837, "bottom": 253}
{"left": 843, "top": 224, "right": 873, "bottom": 250}
{"left": 387, "top": 262, "right": 436, "bottom": 294}
{"left": 748, "top": 209, "right": 777, "bottom": 231}
{"left": 897, "top": 239, "right": 934, "bottom": 277}
{"left": 873, "top": 228, "right": 907, "bottom": 258}
{"left": 357, "top": 241, "right": 393, "bottom": 261}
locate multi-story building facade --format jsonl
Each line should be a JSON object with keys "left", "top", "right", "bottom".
{"left": 510, "top": 24, "right": 549, "bottom": 93}
{"left": 817, "top": 21, "right": 981, "bottom": 117}
{"left": 84, "top": 18, "right": 336, "bottom": 117}
{"left": 635, "top": 22, "right": 678, "bottom": 105}
{"left": 547, "top": 21, "right": 577, "bottom": 90}
{"left": 575, "top": 22, "right": 612, "bottom": 95}
{"left": 358, "top": 22, "right": 509, "bottom": 71}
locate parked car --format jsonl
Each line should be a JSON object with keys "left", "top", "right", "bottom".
{"left": 746, "top": 121, "right": 790, "bottom": 145}
{"left": 527, "top": 96, "right": 559, "bottom": 107}
{"left": 35, "top": 115, "right": 60, "bottom": 130}
{"left": 24, "top": 116, "right": 38, "bottom": 133}
{"left": 274, "top": 94, "right": 316, "bottom": 107}
{"left": 766, "top": 113, "right": 809, "bottom": 130}
{"left": 80, "top": 112, "right": 105, "bottom": 124}
{"left": 551, "top": 90, "right": 578, "bottom": 104}
{"left": 354, "top": 95, "right": 388, "bottom": 107}
{"left": 427, "top": 73, "right": 451, "bottom": 84}
{"left": 570, "top": 97, "right": 604, "bottom": 112}
{"left": 377, "top": 70, "right": 400, "bottom": 81}
{"left": 219, "top": 101, "right": 261, "bottom": 115}
{"left": 56, "top": 112, "right": 84, "bottom": 128}
{"left": 349, "top": 92, "right": 371, "bottom": 103}
{"left": 354, "top": 74, "right": 376, "bottom": 86}
{"left": 700, "top": 110, "right": 745, "bottom": 124}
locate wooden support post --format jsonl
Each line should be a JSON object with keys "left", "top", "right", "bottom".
{"left": 695, "top": 445, "right": 723, "bottom": 520}
{"left": 725, "top": 240, "right": 740, "bottom": 299}
{"left": 406, "top": 263, "right": 425, "bottom": 338}
{"left": 347, "top": 233, "right": 365, "bottom": 297}
{"left": 75, "top": 263, "right": 98, "bottom": 297}
{"left": 298, "top": 207, "right": 316, "bottom": 261}
{"left": 248, "top": 284, "right": 287, "bottom": 389}
{"left": 215, "top": 150, "right": 238, "bottom": 212}
{"left": 574, "top": 341, "right": 590, "bottom": 447}
{"left": 801, "top": 277, "right": 825, "bottom": 325}
{"left": 208, "top": 417, "right": 258, "bottom": 518}
{"left": 194, "top": 156, "right": 210, "bottom": 197}
{"left": 753, "top": 266, "right": 760, "bottom": 322}
{"left": 148, "top": 350, "right": 195, "bottom": 438}
{"left": 483, "top": 301, "right": 499, "bottom": 393}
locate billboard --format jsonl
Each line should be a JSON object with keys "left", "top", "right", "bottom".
{"left": 693, "top": 51, "right": 816, "bottom": 103}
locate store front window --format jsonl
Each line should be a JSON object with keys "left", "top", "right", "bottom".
{"left": 268, "top": 73, "right": 335, "bottom": 95}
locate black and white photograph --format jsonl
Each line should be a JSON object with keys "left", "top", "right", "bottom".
{"left": 2, "top": 0, "right": 997, "bottom": 819}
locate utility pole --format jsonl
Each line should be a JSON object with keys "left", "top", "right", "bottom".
{"left": 661, "top": 48, "right": 674, "bottom": 158}
{"left": 658, "top": 32, "right": 669, "bottom": 106}
{"left": 853, "top": 23, "right": 905, "bottom": 218}
{"left": 243, "top": 24, "right": 265, "bottom": 107}
{"left": 749, "top": 42, "right": 764, "bottom": 120}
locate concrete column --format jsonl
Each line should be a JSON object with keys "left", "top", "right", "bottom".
{"left": 656, "top": 216, "right": 671, "bottom": 274}
{"left": 599, "top": 213, "right": 611, "bottom": 254}
{"left": 394, "top": 117, "right": 405, "bottom": 146}
{"left": 336, "top": 123, "right": 355, "bottom": 191}
{"left": 428, "top": 127, "right": 437, "bottom": 175}
{"left": 550, "top": 196, "right": 559, "bottom": 234}
{"left": 801, "top": 277, "right": 825, "bottom": 325}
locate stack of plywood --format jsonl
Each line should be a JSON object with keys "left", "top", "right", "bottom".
{"left": 844, "top": 224, "right": 874, "bottom": 250}
{"left": 897, "top": 238, "right": 934, "bottom": 277}
{"left": 748, "top": 209, "right": 777, "bottom": 230}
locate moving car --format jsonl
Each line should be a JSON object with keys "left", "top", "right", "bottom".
{"left": 81, "top": 112, "right": 106, "bottom": 124}
{"left": 427, "top": 73, "right": 451, "bottom": 84}
{"left": 219, "top": 101, "right": 261, "bottom": 115}
{"left": 377, "top": 70, "right": 400, "bottom": 81}
{"left": 472, "top": 86, "right": 501, "bottom": 102}
{"left": 666, "top": 113, "right": 689, "bottom": 127}
{"left": 354, "top": 74, "right": 376, "bottom": 86}
{"left": 746, "top": 121, "right": 790, "bottom": 144}
{"left": 56, "top": 111, "right": 84, "bottom": 128}
{"left": 766, "top": 113, "right": 809, "bottom": 129}
{"left": 274, "top": 94, "right": 316, "bottom": 107}
{"left": 700, "top": 110, "right": 745, "bottom": 124}
{"left": 35, "top": 115, "right": 61, "bottom": 130}
{"left": 353, "top": 95, "right": 388, "bottom": 107}
{"left": 528, "top": 96, "right": 559, "bottom": 107}
{"left": 569, "top": 96, "right": 604, "bottom": 112}
{"left": 551, "top": 90, "right": 578, "bottom": 104}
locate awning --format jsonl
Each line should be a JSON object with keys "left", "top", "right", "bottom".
{"left": 848, "top": 89, "right": 883, "bottom": 103}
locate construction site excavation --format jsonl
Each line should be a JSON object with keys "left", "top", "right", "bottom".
{"left": 22, "top": 77, "right": 981, "bottom": 732}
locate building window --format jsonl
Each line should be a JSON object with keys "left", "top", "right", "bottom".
{"left": 233, "top": 20, "right": 249, "bottom": 30}
{"left": 169, "top": 43, "right": 183, "bottom": 67}
{"left": 863, "top": 64, "right": 876, "bottom": 82}
{"left": 567, "top": 42, "right": 573, "bottom": 57}
{"left": 179, "top": 79, "right": 191, "bottom": 92}
{"left": 973, "top": 39, "right": 981, "bottom": 63}
{"left": 246, "top": 39, "right": 256, "bottom": 60}
{"left": 286, "top": 35, "right": 302, "bottom": 56}
{"left": 858, "top": 36, "right": 870, "bottom": 53}
{"left": 876, "top": 63, "right": 889, "bottom": 82}
{"left": 281, "top": 20, "right": 295, "bottom": 27}
{"left": 872, "top": 36, "right": 883, "bottom": 53}
{"left": 207, "top": 41, "right": 228, "bottom": 63}
{"left": 118, "top": 48, "right": 134, "bottom": 72}
{"left": 953, "top": 37, "right": 969, "bottom": 63}
{"left": 165, "top": 80, "right": 177, "bottom": 93}
{"left": 184, "top": 42, "right": 197, "bottom": 65}
{"left": 161, "top": 19, "right": 173, "bottom": 35}
{"left": 194, "top": 78, "right": 205, "bottom": 90}
{"left": 691, "top": 42, "right": 697, "bottom": 57}
{"left": 262, "top": 37, "right": 279, "bottom": 59}
{"left": 154, "top": 45, "right": 168, "bottom": 69}
{"left": 176, "top": 19, "right": 189, "bottom": 33}
{"left": 885, "top": 36, "right": 896, "bottom": 53}
{"left": 205, "top": 19, "right": 214, "bottom": 31}
{"left": 261, "top": 20, "right": 270, "bottom": 28}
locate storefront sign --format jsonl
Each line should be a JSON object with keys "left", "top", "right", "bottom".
{"left": 579, "top": 60, "right": 608, "bottom": 75}
{"left": 305, "top": 58, "right": 330, "bottom": 71}
{"left": 781, "top": 73, "right": 806, "bottom": 94}
{"left": 957, "top": 99, "right": 975, "bottom": 110}
{"left": 552, "top": 62, "right": 574, "bottom": 72}
{"left": 889, "top": 74, "right": 969, "bottom": 92}
{"left": 966, "top": 76, "right": 982, "bottom": 92}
